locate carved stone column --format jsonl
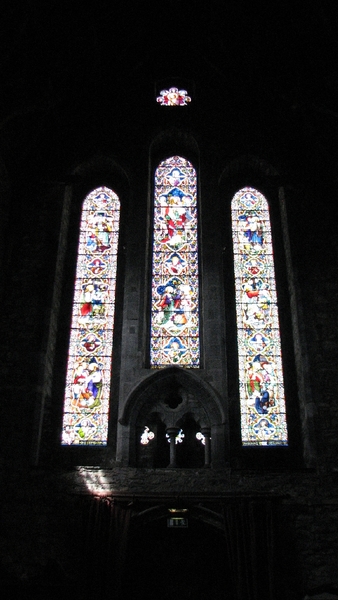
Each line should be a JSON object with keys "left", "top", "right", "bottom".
{"left": 201, "top": 427, "right": 211, "bottom": 467}
{"left": 166, "top": 427, "right": 180, "bottom": 468}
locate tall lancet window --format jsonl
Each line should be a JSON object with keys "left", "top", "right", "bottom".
{"left": 150, "top": 156, "right": 199, "bottom": 368}
{"left": 61, "top": 187, "right": 120, "bottom": 445}
{"left": 231, "top": 187, "right": 288, "bottom": 446}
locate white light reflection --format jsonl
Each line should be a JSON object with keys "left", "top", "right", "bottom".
{"left": 166, "top": 429, "right": 185, "bottom": 444}
{"left": 196, "top": 432, "right": 205, "bottom": 445}
{"left": 76, "top": 466, "right": 114, "bottom": 495}
{"left": 140, "top": 426, "right": 155, "bottom": 445}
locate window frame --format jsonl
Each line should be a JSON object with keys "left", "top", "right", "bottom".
{"left": 46, "top": 169, "right": 128, "bottom": 466}
{"left": 221, "top": 173, "right": 303, "bottom": 468}
{"left": 149, "top": 155, "right": 201, "bottom": 369}
{"left": 61, "top": 186, "right": 121, "bottom": 447}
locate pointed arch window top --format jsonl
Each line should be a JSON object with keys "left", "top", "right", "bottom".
{"left": 156, "top": 87, "right": 191, "bottom": 106}
{"left": 232, "top": 187, "right": 288, "bottom": 446}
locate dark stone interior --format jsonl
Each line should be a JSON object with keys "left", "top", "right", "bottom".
{"left": 1, "top": 2, "right": 338, "bottom": 598}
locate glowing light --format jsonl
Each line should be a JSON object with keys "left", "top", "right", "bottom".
{"left": 166, "top": 429, "right": 185, "bottom": 444}
{"left": 140, "top": 426, "right": 155, "bottom": 445}
{"left": 61, "top": 187, "right": 120, "bottom": 445}
{"left": 150, "top": 156, "right": 199, "bottom": 367}
{"left": 156, "top": 87, "right": 191, "bottom": 106}
{"left": 196, "top": 432, "right": 205, "bottom": 445}
{"left": 232, "top": 187, "right": 288, "bottom": 446}
{"left": 76, "top": 467, "right": 113, "bottom": 495}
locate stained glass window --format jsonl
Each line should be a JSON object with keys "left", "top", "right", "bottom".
{"left": 61, "top": 187, "right": 120, "bottom": 445}
{"left": 150, "top": 156, "right": 199, "bottom": 368}
{"left": 231, "top": 187, "right": 288, "bottom": 446}
{"left": 156, "top": 87, "right": 191, "bottom": 106}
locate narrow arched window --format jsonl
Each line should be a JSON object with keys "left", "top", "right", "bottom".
{"left": 150, "top": 156, "right": 199, "bottom": 367}
{"left": 231, "top": 187, "right": 288, "bottom": 446}
{"left": 61, "top": 187, "right": 120, "bottom": 445}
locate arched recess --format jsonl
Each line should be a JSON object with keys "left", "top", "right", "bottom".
{"left": 220, "top": 155, "right": 312, "bottom": 467}
{"left": 131, "top": 502, "right": 225, "bottom": 531}
{"left": 60, "top": 158, "right": 129, "bottom": 449}
{"left": 123, "top": 498, "right": 291, "bottom": 600}
{"left": 117, "top": 367, "right": 225, "bottom": 467}
{"left": 33, "top": 155, "right": 129, "bottom": 464}
{"left": 124, "top": 504, "right": 231, "bottom": 600}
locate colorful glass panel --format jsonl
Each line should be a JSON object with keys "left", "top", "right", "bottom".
{"left": 61, "top": 187, "right": 120, "bottom": 445}
{"left": 156, "top": 87, "right": 191, "bottom": 106}
{"left": 150, "top": 156, "right": 199, "bottom": 368}
{"left": 231, "top": 187, "right": 288, "bottom": 446}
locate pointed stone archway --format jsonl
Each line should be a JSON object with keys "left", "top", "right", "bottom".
{"left": 117, "top": 367, "right": 226, "bottom": 467}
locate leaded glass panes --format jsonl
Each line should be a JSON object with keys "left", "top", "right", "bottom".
{"left": 156, "top": 87, "right": 191, "bottom": 106}
{"left": 150, "top": 156, "right": 199, "bottom": 368}
{"left": 61, "top": 187, "right": 120, "bottom": 445}
{"left": 231, "top": 187, "right": 288, "bottom": 446}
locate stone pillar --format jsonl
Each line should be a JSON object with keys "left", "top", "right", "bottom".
{"left": 201, "top": 427, "right": 211, "bottom": 467}
{"left": 166, "top": 427, "right": 179, "bottom": 468}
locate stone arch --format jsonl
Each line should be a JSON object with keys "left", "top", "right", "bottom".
{"left": 71, "top": 154, "right": 130, "bottom": 202}
{"left": 220, "top": 153, "right": 280, "bottom": 182}
{"left": 33, "top": 154, "right": 130, "bottom": 464}
{"left": 117, "top": 367, "right": 226, "bottom": 467}
{"left": 150, "top": 128, "right": 200, "bottom": 166}
{"left": 131, "top": 502, "right": 225, "bottom": 531}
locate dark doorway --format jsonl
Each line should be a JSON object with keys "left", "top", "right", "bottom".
{"left": 123, "top": 512, "right": 233, "bottom": 600}
{"left": 176, "top": 414, "right": 205, "bottom": 468}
